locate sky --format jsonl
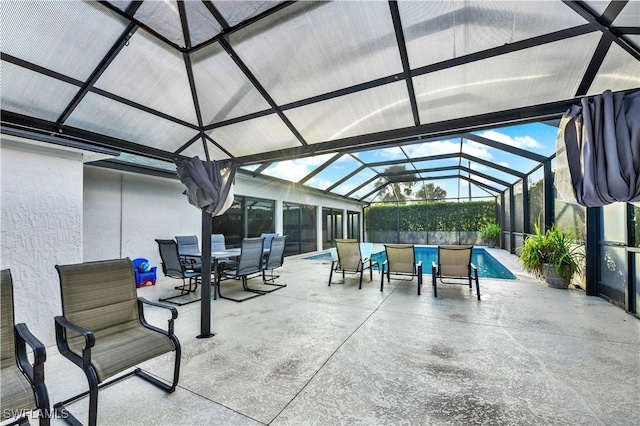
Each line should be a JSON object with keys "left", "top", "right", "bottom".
{"left": 247, "top": 120, "right": 560, "bottom": 202}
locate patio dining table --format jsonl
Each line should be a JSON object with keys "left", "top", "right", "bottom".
{"left": 184, "top": 248, "right": 269, "bottom": 300}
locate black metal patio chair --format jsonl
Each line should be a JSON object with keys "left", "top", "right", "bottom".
{"left": 53, "top": 258, "right": 181, "bottom": 426}
{"left": 1, "top": 269, "right": 51, "bottom": 426}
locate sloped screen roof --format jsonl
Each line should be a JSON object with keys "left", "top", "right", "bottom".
{"left": 1, "top": 0, "right": 639, "bottom": 202}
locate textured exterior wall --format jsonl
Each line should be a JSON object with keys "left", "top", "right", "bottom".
{"left": 83, "top": 167, "right": 201, "bottom": 268}
{"left": 1, "top": 143, "right": 84, "bottom": 347}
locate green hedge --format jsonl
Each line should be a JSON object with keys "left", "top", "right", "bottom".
{"left": 365, "top": 201, "right": 496, "bottom": 232}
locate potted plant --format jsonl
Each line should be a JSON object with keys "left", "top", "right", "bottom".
{"left": 480, "top": 222, "right": 501, "bottom": 248}
{"left": 519, "top": 221, "right": 583, "bottom": 288}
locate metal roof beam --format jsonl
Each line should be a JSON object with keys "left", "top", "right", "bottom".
{"left": 1, "top": 111, "right": 186, "bottom": 163}
{"left": 346, "top": 176, "right": 379, "bottom": 198}
{"left": 57, "top": 2, "right": 143, "bottom": 125}
{"left": 324, "top": 165, "right": 367, "bottom": 193}
{"left": 235, "top": 97, "right": 578, "bottom": 164}
{"left": 462, "top": 132, "right": 548, "bottom": 163}
{"left": 298, "top": 153, "right": 344, "bottom": 185}
{"left": 563, "top": 0, "right": 640, "bottom": 60}
{"left": 388, "top": 0, "right": 420, "bottom": 126}
{"left": 459, "top": 153, "right": 525, "bottom": 178}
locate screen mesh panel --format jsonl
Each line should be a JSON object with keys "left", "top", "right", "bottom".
{"left": 399, "top": 0, "right": 587, "bottom": 70}
{"left": 134, "top": 0, "right": 185, "bottom": 47}
{"left": 185, "top": 1, "right": 223, "bottom": 46}
{"left": 192, "top": 42, "right": 271, "bottom": 125}
{"left": 94, "top": 31, "right": 198, "bottom": 125}
{"left": 587, "top": 43, "right": 640, "bottom": 95}
{"left": 66, "top": 92, "right": 197, "bottom": 151}
{"left": 0, "top": 61, "right": 80, "bottom": 122}
{"left": 413, "top": 32, "right": 601, "bottom": 124}
{"left": 230, "top": 1, "right": 403, "bottom": 104}
{"left": 285, "top": 82, "right": 414, "bottom": 143}
{"left": 261, "top": 154, "right": 335, "bottom": 182}
{"left": 1, "top": 1, "right": 128, "bottom": 81}
{"left": 207, "top": 114, "right": 300, "bottom": 157}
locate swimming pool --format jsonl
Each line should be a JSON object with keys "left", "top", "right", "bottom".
{"left": 304, "top": 246, "right": 516, "bottom": 280}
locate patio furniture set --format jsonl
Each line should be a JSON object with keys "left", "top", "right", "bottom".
{"left": 329, "top": 240, "right": 481, "bottom": 300}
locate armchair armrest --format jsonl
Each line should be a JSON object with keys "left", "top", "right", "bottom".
{"left": 470, "top": 262, "right": 479, "bottom": 277}
{"left": 431, "top": 261, "right": 437, "bottom": 274}
{"left": 15, "top": 323, "right": 46, "bottom": 385}
{"left": 416, "top": 260, "right": 423, "bottom": 274}
{"left": 138, "top": 297, "right": 178, "bottom": 336}
{"left": 54, "top": 315, "right": 95, "bottom": 368}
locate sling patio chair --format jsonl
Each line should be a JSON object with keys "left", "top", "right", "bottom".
{"left": 259, "top": 233, "right": 278, "bottom": 250}
{"left": 217, "top": 237, "right": 266, "bottom": 302}
{"left": 328, "top": 239, "right": 379, "bottom": 289}
{"left": 431, "top": 245, "right": 480, "bottom": 300}
{"left": 1, "top": 269, "right": 51, "bottom": 426}
{"left": 175, "top": 234, "right": 201, "bottom": 267}
{"left": 53, "top": 258, "right": 181, "bottom": 426}
{"left": 261, "top": 235, "right": 287, "bottom": 292}
{"left": 156, "top": 239, "right": 201, "bottom": 306}
{"left": 380, "top": 244, "right": 423, "bottom": 294}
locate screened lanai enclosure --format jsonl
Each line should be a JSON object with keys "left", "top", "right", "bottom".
{"left": 1, "top": 0, "right": 640, "bottom": 316}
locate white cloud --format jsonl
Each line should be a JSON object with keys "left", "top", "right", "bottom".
{"left": 263, "top": 161, "right": 313, "bottom": 182}
{"left": 462, "top": 141, "right": 493, "bottom": 160}
{"left": 480, "top": 130, "right": 542, "bottom": 149}
{"left": 404, "top": 140, "right": 460, "bottom": 157}
{"left": 307, "top": 176, "right": 332, "bottom": 190}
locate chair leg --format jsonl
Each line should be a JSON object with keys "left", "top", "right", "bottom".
{"left": 380, "top": 263, "right": 385, "bottom": 292}
{"left": 432, "top": 268, "right": 438, "bottom": 298}
{"left": 358, "top": 269, "right": 363, "bottom": 289}
{"left": 218, "top": 276, "right": 264, "bottom": 302}
{"left": 243, "top": 276, "right": 267, "bottom": 295}
{"left": 329, "top": 261, "right": 338, "bottom": 286}
{"left": 261, "top": 270, "right": 286, "bottom": 292}
{"left": 475, "top": 274, "right": 481, "bottom": 301}
{"left": 417, "top": 265, "right": 423, "bottom": 296}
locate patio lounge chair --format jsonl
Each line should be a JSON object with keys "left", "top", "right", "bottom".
{"left": 1, "top": 269, "right": 51, "bottom": 426}
{"left": 53, "top": 259, "right": 181, "bottom": 426}
{"left": 431, "top": 245, "right": 480, "bottom": 300}
{"left": 217, "top": 237, "right": 266, "bottom": 302}
{"left": 156, "top": 239, "right": 201, "bottom": 306}
{"left": 262, "top": 235, "right": 287, "bottom": 292}
{"left": 381, "top": 244, "right": 423, "bottom": 294}
{"left": 328, "top": 239, "right": 379, "bottom": 289}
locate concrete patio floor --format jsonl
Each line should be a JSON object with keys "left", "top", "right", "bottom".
{"left": 40, "top": 248, "right": 639, "bottom": 426}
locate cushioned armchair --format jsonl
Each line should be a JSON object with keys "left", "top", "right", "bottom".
{"left": 53, "top": 259, "right": 181, "bottom": 426}
{"left": 132, "top": 258, "right": 157, "bottom": 287}
{"left": 1, "top": 269, "right": 51, "bottom": 426}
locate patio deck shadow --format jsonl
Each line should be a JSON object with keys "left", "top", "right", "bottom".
{"left": 42, "top": 250, "right": 639, "bottom": 425}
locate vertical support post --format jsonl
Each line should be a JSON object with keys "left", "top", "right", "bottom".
{"left": 543, "top": 161, "right": 554, "bottom": 232}
{"left": 509, "top": 186, "right": 516, "bottom": 253}
{"left": 198, "top": 208, "right": 215, "bottom": 338}
{"left": 585, "top": 206, "right": 600, "bottom": 296}
{"left": 522, "top": 175, "right": 530, "bottom": 235}
{"left": 499, "top": 192, "right": 505, "bottom": 249}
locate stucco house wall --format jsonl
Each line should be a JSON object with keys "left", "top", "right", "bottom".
{"left": 1, "top": 140, "right": 84, "bottom": 347}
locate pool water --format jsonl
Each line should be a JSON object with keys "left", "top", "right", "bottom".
{"left": 305, "top": 247, "right": 516, "bottom": 280}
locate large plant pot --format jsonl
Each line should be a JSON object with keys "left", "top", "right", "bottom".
{"left": 542, "top": 263, "right": 570, "bottom": 289}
